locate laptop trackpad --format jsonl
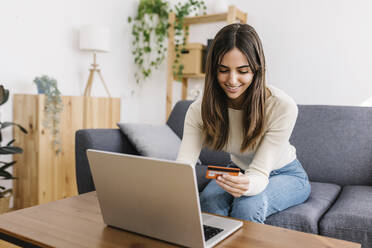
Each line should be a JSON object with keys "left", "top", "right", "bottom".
{"left": 202, "top": 213, "right": 241, "bottom": 227}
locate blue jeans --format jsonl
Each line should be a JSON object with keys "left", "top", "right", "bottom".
{"left": 199, "top": 159, "right": 311, "bottom": 223}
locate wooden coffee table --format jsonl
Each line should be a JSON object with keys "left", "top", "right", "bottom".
{"left": 0, "top": 192, "right": 361, "bottom": 248}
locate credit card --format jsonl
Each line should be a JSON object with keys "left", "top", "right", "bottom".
{"left": 206, "top": 165, "right": 240, "bottom": 179}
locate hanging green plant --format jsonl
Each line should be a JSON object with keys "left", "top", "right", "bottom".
{"left": 33, "top": 75, "right": 63, "bottom": 154}
{"left": 128, "top": 0, "right": 207, "bottom": 83}
{"left": 173, "top": 0, "right": 207, "bottom": 81}
{"left": 128, "top": 0, "right": 171, "bottom": 83}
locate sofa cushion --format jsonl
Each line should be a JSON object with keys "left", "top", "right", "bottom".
{"left": 291, "top": 105, "right": 372, "bottom": 186}
{"left": 319, "top": 186, "right": 372, "bottom": 248}
{"left": 117, "top": 123, "right": 181, "bottom": 160}
{"left": 167, "top": 100, "right": 193, "bottom": 139}
{"left": 265, "top": 181, "right": 341, "bottom": 234}
{"left": 75, "top": 129, "right": 138, "bottom": 194}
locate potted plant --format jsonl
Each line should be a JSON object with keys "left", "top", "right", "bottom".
{"left": 0, "top": 85, "right": 27, "bottom": 213}
{"left": 33, "top": 75, "right": 63, "bottom": 154}
{"left": 128, "top": 0, "right": 206, "bottom": 83}
{"left": 128, "top": 0, "right": 170, "bottom": 83}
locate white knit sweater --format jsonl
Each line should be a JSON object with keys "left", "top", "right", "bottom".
{"left": 176, "top": 85, "right": 298, "bottom": 196}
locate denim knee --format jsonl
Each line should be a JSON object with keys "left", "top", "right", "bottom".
{"left": 229, "top": 195, "right": 268, "bottom": 223}
{"left": 199, "top": 181, "right": 232, "bottom": 216}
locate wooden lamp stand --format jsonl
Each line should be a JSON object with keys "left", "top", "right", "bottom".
{"left": 83, "top": 52, "right": 111, "bottom": 97}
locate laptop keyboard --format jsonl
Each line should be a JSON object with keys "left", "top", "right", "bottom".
{"left": 203, "top": 225, "right": 224, "bottom": 241}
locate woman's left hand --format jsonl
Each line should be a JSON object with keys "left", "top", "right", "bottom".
{"left": 216, "top": 172, "right": 250, "bottom": 198}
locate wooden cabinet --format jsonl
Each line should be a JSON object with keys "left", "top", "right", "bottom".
{"left": 12, "top": 94, "right": 120, "bottom": 209}
{"left": 166, "top": 5, "right": 248, "bottom": 118}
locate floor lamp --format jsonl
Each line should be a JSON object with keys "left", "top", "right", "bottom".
{"left": 80, "top": 24, "right": 111, "bottom": 97}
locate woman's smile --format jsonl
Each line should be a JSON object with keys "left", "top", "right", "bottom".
{"left": 225, "top": 84, "right": 242, "bottom": 93}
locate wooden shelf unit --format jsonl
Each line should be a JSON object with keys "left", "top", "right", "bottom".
{"left": 166, "top": 5, "right": 248, "bottom": 118}
{"left": 183, "top": 7, "right": 247, "bottom": 25}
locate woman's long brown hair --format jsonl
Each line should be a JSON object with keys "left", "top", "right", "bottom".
{"left": 202, "top": 23, "right": 267, "bottom": 152}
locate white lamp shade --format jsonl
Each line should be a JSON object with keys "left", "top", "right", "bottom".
{"left": 80, "top": 24, "right": 110, "bottom": 52}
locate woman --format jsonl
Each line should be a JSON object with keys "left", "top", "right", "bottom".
{"left": 176, "top": 23, "right": 311, "bottom": 223}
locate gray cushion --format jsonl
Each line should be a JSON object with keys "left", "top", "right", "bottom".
{"left": 291, "top": 105, "right": 372, "bottom": 186}
{"left": 265, "top": 181, "right": 341, "bottom": 234}
{"left": 117, "top": 123, "right": 181, "bottom": 160}
{"left": 117, "top": 123, "right": 202, "bottom": 166}
{"left": 319, "top": 186, "right": 372, "bottom": 248}
{"left": 167, "top": 100, "right": 193, "bottom": 139}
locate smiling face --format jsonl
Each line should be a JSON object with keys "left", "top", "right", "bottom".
{"left": 217, "top": 47, "right": 254, "bottom": 109}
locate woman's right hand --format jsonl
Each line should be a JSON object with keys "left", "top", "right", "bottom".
{"left": 216, "top": 172, "right": 250, "bottom": 197}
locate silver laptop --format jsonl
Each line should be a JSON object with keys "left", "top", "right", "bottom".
{"left": 87, "top": 149, "right": 243, "bottom": 248}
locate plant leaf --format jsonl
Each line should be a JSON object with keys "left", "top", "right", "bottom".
{"left": 0, "top": 146, "right": 23, "bottom": 154}
{"left": 6, "top": 139, "right": 15, "bottom": 146}
{"left": 1, "top": 122, "right": 28, "bottom": 134}
{"left": 1, "top": 176, "right": 17, "bottom": 180}
{"left": 0, "top": 170, "right": 14, "bottom": 179}
{"left": 0, "top": 161, "right": 16, "bottom": 171}
{"left": 0, "top": 87, "right": 9, "bottom": 106}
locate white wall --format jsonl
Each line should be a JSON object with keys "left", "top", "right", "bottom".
{"left": 190, "top": 0, "right": 372, "bottom": 106}
{"left": 0, "top": 0, "right": 372, "bottom": 190}
{"left": 232, "top": 0, "right": 372, "bottom": 105}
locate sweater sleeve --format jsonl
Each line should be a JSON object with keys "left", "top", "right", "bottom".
{"left": 243, "top": 99, "right": 298, "bottom": 196}
{"left": 176, "top": 100, "right": 204, "bottom": 166}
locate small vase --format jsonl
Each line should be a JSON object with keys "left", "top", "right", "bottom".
{"left": 36, "top": 84, "right": 45, "bottom": 94}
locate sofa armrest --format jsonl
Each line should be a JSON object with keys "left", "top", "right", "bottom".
{"left": 75, "top": 128, "right": 138, "bottom": 194}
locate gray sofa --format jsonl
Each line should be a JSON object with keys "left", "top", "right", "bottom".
{"left": 75, "top": 100, "right": 372, "bottom": 248}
